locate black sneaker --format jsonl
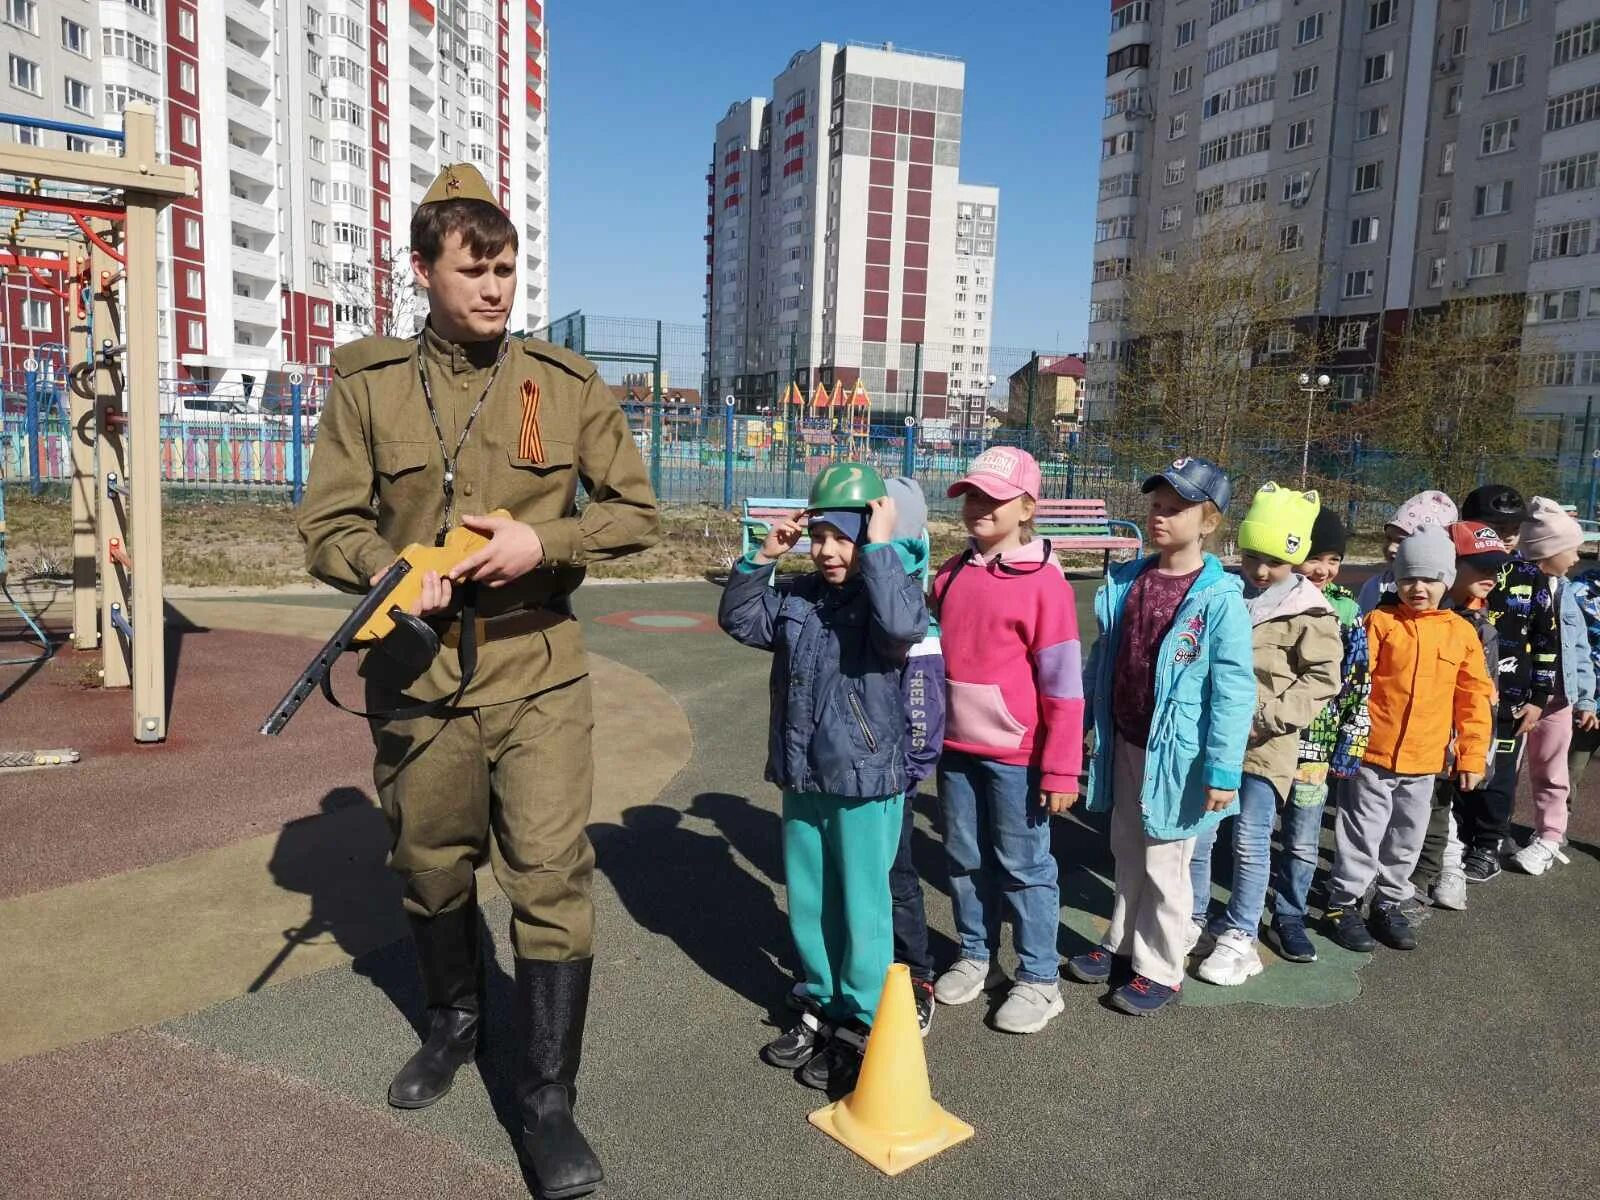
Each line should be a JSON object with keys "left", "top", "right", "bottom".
{"left": 1396, "top": 894, "right": 1431, "bottom": 927}
{"left": 798, "top": 1021, "right": 867, "bottom": 1092}
{"left": 1463, "top": 847, "right": 1502, "bottom": 884}
{"left": 1370, "top": 901, "right": 1417, "bottom": 950}
{"left": 760, "top": 1008, "right": 827, "bottom": 1070}
{"left": 911, "top": 977, "right": 935, "bottom": 1038}
{"left": 1325, "top": 903, "right": 1376, "bottom": 953}
{"left": 1269, "top": 916, "right": 1318, "bottom": 963}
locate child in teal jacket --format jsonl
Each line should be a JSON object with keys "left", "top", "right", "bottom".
{"left": 1068, "top": 457, "right": 1255, "bottom": 1015}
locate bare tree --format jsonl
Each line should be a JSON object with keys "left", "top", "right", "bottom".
{"left": 323, "top": 250, "right": 425, "bottom": 339}
{"left": 1107, "top": 207, "right": 1333, "bottom": 474}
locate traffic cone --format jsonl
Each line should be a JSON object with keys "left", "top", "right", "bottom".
{"left": 808, "top": 964, "right": 975, "bottom": 1175}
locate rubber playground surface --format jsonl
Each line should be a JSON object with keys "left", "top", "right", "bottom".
{"left": 2, "top": 577, "right": 1598, "bottom": 1199}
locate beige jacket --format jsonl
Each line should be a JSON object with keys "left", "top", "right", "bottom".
{"left": 1242, "top": 575, "right": 1343, "bottom": 799}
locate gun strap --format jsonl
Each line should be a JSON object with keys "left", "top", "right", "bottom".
{"left": 318, "top": 586, "right": 481, "bottom": 723}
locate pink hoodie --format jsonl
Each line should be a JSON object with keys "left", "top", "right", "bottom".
{"left": 933, "top": 539, "right": 1085, "bottom": 792}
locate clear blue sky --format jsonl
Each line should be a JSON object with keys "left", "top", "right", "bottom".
{"left": 546, "top": 0, "right": 1106, "bottom": 353}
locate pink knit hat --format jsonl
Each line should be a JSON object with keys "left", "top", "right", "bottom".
{"left": 1388, "top": 490, "right": 1458, "bottom": 536}
{"left": 1519, "top": 496, "right": 1584, "bottom": 560}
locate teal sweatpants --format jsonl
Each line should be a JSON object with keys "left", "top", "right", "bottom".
{"left": 781, "top": 790, "right": 904, "bottom": 1026}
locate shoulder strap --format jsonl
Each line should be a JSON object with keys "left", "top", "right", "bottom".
{"left": 318, "top": 586, "right": 481, "bottom": 722}
{"left": 932, "top": 549, "right": 974, "bottom": 617}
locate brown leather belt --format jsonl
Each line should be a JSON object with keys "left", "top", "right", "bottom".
{"left": 442, "top": 596, "right": 574, "bottom": 647}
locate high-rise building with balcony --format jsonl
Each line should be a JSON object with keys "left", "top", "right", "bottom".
{"left": 1087, "top": 0, "right": 1600, "bottom": 449}
{"left": 1, "top": 0, "right": 550, "bottom": 389}
{"left": 706, "top": 41, "right": 999, "bottom": 420}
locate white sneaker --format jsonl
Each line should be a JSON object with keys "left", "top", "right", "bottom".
{"left": 993, "top": 980, "right": 1065, "bottom": 1034}
{"left": 1512, "top": 838, "right": 1571, "bottom": 877}
{"left": 933, "top": 957, "right": 1007, "bottom": 1006}
{"left": 1197, "top": 929, "right": 1264, "bottom": 987}
{"left": 1184, "top": 920, "right": 1215, "bottom": 959}
{"left": 1431, "top": 868, "right": 1468, "bottom": 911}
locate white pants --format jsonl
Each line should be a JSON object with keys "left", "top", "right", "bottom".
{"left": 1103, "top": 737, "right": 1197, "bottom": 989}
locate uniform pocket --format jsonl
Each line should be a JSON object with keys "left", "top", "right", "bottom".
{"left": 506, "top": 444, "right": 574, "bottom": 475}
{"left": 946, "top": 680, "right": 1028, "bottom": 751}
{"left": 374, "top": 440, "right": 431, "bottom": 480}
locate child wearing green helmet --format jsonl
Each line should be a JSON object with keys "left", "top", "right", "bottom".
{"left": 717, "top": 461, "right": 929, "bottom": 1092}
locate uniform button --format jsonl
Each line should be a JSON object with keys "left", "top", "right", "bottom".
{"left": 461, "top": 381, "right": 470, "bottom": 390}
{"left": 463, "top": 482, "right": 475, "bottom": 496}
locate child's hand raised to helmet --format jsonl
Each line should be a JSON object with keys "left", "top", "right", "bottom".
{"left": 866, "top": 495, "right": 898, "bottom": 544}
{"left": 756, "top": 513, "right": 805, "bottom": 563}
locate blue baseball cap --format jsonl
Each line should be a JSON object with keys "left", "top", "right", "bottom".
{"left": 1142, "top": 455, "right": 1233, "bottom": 513}
{"left": 808, "top": 509, "right": 867, "bottom": 544}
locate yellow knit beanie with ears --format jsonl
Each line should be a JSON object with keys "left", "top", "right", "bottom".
{"left": 1237, "top": 482, "right": 1321, "bottom": 565}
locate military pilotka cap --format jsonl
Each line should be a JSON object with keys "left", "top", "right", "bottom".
{"left": 419, "top": 162, "right": 502, "bottom": 209}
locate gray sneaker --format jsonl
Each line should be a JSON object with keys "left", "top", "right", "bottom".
{"left": 993, "top": 980, "right": 1065, "bottom": 1034}
{"left": 1431, "top": 868, "right": 1467, "bottom": 911}
{"left": 933, "top": 957, "right": 1007, "bottom": 1006}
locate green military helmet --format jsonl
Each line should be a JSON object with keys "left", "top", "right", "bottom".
{"left": 807, "top": 461, "right": 887, "bottom": 511}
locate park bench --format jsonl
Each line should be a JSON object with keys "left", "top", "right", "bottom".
{"left": 1032, "top": 498, "right": 1143, "bottom": 575}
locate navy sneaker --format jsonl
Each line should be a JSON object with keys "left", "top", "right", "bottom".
{"left": 1326, "top": 903, "right": 1376, "bottom": 953}
{"left": 1370, "top": 902, "right": 1418, "bottom": 951}
{"left": 1108, "top": 974, "right": 1180, "bottom": 1016}
{"left": 797, "top": 1020, "right": 866, "bottom": 1092}
{"left": 761, "top": 1008, "right": 828, "bottom": 1070}
{"left": 1463, "top": 847, "right": 1502, "bottom": 884}
{"left": 1269, "top": 916, "right": 1318, "bottom": 963}
{"left": 1066, "top": 948, "right": 1115, "bottom": 984}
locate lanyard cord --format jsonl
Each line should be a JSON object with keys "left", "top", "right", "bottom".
{"left": 416, "top": 332, "right": 511, "bottom": 545}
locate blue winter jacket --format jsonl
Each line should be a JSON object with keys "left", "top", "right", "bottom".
{"left": 1083, "top": 553, "right": 1255, "bottom": 840}
{"left": 719, "top": 544, "right": 930, "bottom": 798}
{"left": 892, "top": 534, "right": 946, "bottom": 788}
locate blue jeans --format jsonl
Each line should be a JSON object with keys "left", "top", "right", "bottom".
{"left": 937, "top": 750, "right": 1059, "bottom": 984}
{"left": 889, "top": 788, "right": 934, "bottom": 980}
{"left": 1189, "top": 772, "right": 1276, "bottom": 938}
{"left": 1274, "top": 781, "right": 1328, "bottom": 921}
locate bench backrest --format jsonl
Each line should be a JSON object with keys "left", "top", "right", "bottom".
{"left": 1032, "top": 498, "right": 1113, "bottom": 533}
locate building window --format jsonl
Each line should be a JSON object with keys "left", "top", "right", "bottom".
{"left": 1168, "top": 113, "right": 1187, "bottom": 140}
{"left": 1362, "top": 52, "right": 1393, "bottom": 86}
{"left": 1539, "top": 152, "right": 1599, "bottom": 197}
{"left": 1353, "top": 161, "right": 1383, "bottom": 193}
{"left": 1165, "top": 158, "right": 1186, "bottom": 185}
{"left": 1441, "top": 140, "right": 1456, "bottom": 174}
{"left": 1282, "top": 170, "right": 1312, "bottom": 203}
{"left": 1445, "top": 83, "right": 1462, "bottom": 116}
{"left": 309, "top": 93, "right": 324, "bottom": 120}
{"left": 1175, "top": 19, "right": 1196, "bottom": 47}
{"left": 1367, "top": 1, "right": 1395, "bottom": 31}
{"left": 1490, "top": 0, "right": 1530, "bottom": 33}
{"left": 1527, "top": 289, "right": 1584, "bottom": 324}
{"left": 4, "top": 0, "right": 37, "bottom": 33}
{"left": 22, "top": 297, "right": 52, "bottom": 332}
{"left": 187, "top": 318, "right": 205, "bottom": 350}
{"left": 63, "top": 76, "right": 92, "bottom": 114}
{"left": 1357, "top": 106, "right": 1390, "bottom": 140}
{"left": 1286, "top": 118, "right": 1314, "bottom": 150}
{"left": 178, "top": 7, "right": 194, "bottom": 38}
{"left": 1480, "top": 117, "right": 1517, "bottom": 155}
{"left": 1553, "top": 20, "right": 1600, "bottom": 67}
{"left": 310, "top": 220, "right": 327, "bottom": 246}
{"left": 1336, "top": 374, "right": 1367, "bottom": 403}
{"left": 1427, "top": 256, "right": 1447, "bottom": 288}
{"left": 1338, "top": 320, "right": 1370, "bottom": 351}
{"left": 309, "top": 178, "right": 326, "bottom": 204}
{"left": 1451, "top": 24, "right": 1468, "bottom": 56}
{"left": 1350, "top": 217, "right": 1380, "bottom": 245}
{"left": 60, "top": 17, "right": 90, "bottom": 56}
{"left": 1292, "top": 66, "right": 1318, "bottom": 98}
{"left": 1295, "top": 13, "right": 1324, "bottom": 45}
{"left": 1112, "top": 1, "right": 1151, "bottom": 30}
{"left": 179, "top": 61, "right": 196, "bottom": 93}
{"left": 1473, "top": 179, "right": 1513, "bottom": 217}
{"left": 1468, "top": 242, "right": 1507, "bottom": 277}
{"left": 101, "top": 28, "right": 160, "bottom": 71}
{"left": 185, "top": 268, "right": 202, "bottom": 299}
{"left": 1435, "top": 199, "right": 1452, "bottom": 231}
{"left": 1160, "top": 204, "right": 1183, "bottom": 231}
{"left": 9, "top": 54, "right": 41, "bottom": 96}
{"left": 183, "top": 217, "right": 201, "bottom": 248}
{"left": 1343, "top": 269, "right": 1375, "bottom": 299}
{"left": 1532, "top": 220, "right": 1593, "bottom": 261}
{"left": 1487, "top": 54, "right": 1525, "bottom": 94}
{"left": 1172, "top": 66, "right": 1192, "bottom": 94}
{"left": 181, "top": 113, "right": 197, "bottom": 145}
{"left": 1279, "top": 223, "right": 1303, "bottom": 251}
{"left": 1547, "top": 85, "right": 1600, "bottom": 132}
{"left": 1268, "top": 328, "right": 1297, "bottom": 356}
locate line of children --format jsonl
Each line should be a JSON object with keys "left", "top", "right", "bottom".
{"left": 724, "top": 453, "right": 1597, "bottom": 1060}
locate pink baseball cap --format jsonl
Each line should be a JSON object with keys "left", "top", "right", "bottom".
{"left": 947, "top": 446, "right": 1043, "bottom": 502}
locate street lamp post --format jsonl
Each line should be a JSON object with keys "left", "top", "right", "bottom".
{"left": 1298, "top": 371, "right": 1331, "bottom": 487}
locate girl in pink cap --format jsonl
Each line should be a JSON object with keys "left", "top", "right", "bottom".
{"left": 929, "top": 446, "right": 1084, "bottom": 1035}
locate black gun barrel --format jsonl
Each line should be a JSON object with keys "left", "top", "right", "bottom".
{"left": 258, "top": 558, "right": 413, "bottom": 736}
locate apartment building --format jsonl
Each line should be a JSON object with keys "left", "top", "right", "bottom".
{"left": 1087, "top": 0, "right": 1600, "bottom": 448}
{"left": 706, "top": 41, "right": 999, "bottom": 421}
{"left": 1, "top": 0, "right": 549, "bottom": 389}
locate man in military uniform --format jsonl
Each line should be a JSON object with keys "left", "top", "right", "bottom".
{"left": 297, "top": 163, "right": 659, "bottom": 1199}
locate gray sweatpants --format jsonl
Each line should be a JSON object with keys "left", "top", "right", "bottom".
{"left": 1328, "top": 764, "right": 1436, "bottom": 909}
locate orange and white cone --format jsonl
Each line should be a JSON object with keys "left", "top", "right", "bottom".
{"left": 808, "top": 964, "right": 975, "bottom": 1175}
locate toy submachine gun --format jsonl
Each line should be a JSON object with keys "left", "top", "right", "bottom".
{"left": 259, "top": 516, "right": 502, "bottom": 736}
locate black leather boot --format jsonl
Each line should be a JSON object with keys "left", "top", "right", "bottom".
{"left": 387, "top": 899, "right": 482, "bottom": 1109}
{"left": 516, "top": 956, "right": 603, "bottom": 1199}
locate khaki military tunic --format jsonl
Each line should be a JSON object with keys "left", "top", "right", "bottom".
{"left": 297, "top": 325, "right": 660, "bottom": 959}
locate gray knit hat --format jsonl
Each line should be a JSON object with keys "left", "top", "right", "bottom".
{"left": 1394, "top": 524, "right": 1457, "bottom": 587}
{"left": 885, "top": 476, "right": 928, "bottom": 542}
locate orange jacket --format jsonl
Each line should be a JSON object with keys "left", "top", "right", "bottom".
{"left": 1362, "top": 605, "right": 1494, "bottom": 776}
